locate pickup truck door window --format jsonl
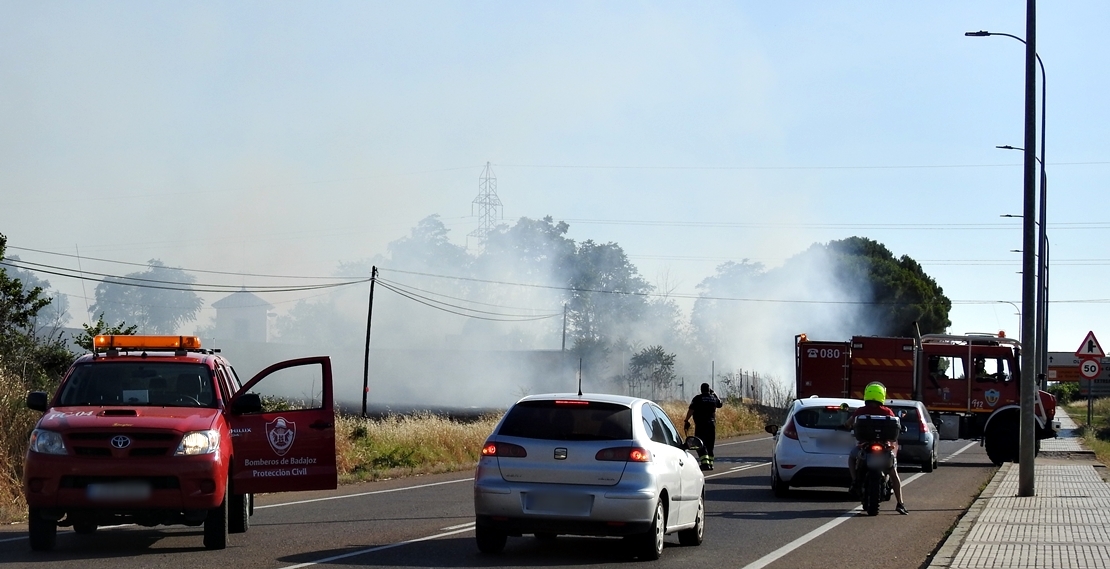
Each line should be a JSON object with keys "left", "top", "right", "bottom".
{"left": 228, "top": 357, "right": 337, "bottom": 494}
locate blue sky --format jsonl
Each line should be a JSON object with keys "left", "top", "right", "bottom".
{"left": 2, "top": 2, "right": 1108, "bottom": 359}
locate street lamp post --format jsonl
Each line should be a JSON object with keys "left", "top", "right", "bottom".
{"left": 999, "top": 149, "right": 1050, "bottom": 390}
{"left": 966, "top": 7, "right": 1039, "bottom": 497}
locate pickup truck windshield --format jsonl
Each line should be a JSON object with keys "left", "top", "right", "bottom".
{"left": 58, "top": 362, "right": 216, "bottom": 407}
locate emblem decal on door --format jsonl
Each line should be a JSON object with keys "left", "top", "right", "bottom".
{"left": 266, "top": 417, "right": 296, "bottom": 456}
{"left": 984, "top": 389, "right": 1000, "bottom": 407}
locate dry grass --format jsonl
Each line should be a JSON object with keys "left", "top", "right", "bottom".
{"left": 335, "top": 412, "right": 501, "bottom": 483}
{"left": 0, "top": 368, "right": 38, "bottom": 523}
{"left": 1066, "top": 398, "right": 1110, "bottom": 467}
{"left": 657, "top": 399, "right": 769, "bottom": 438}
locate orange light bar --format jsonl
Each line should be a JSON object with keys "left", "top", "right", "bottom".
{"left": 93, "top": 335, "right": 202, "bottom": 351}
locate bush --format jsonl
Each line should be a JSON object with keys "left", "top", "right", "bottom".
{"left": 1048, "top": 382, "right": 1080, "bottom": 405}
{"left": 0, "top": 368, "right": 38, "bottom": 522}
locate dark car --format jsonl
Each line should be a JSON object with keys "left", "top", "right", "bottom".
{"left": 885, "top": 399, "right": 938, "bottom": 472}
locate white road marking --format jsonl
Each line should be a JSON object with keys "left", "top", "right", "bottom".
{"left": 704, "top": 461, "right": 771, "bottom": 479}
{"left": 441, "top": 521, "right": 476, "bottom": 531}
{"left": 738, "top": 443, "right": 981, "bottom": 569}
{"left": 717, "top": 436, "right": 773, "bottom": 446}
{"left": 276, "top": 526, "right": 475, "bottom": 569}
{"left": 255, "top": 477, "right": 474, "bottom": 509}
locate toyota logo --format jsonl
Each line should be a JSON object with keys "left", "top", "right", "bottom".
{"left": 110, "top": 435, "right": 132, "bottom": 449}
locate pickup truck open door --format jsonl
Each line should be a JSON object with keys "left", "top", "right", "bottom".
{"left": 228, "top": 356, "right": 337, "bottom": 494}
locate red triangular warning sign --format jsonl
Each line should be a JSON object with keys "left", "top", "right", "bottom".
{"left": 1076, "top": 331, "right": 1105, "bottom": 358}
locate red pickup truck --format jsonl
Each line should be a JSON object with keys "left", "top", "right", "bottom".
{"left": 23, "top": 335, "right": 337, "bottom": 551}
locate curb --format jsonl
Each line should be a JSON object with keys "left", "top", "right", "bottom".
{"left": 924, "top": 462, "right": 1009, "bottom": 569}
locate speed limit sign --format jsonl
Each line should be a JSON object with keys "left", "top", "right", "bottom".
{"left": 1080, "top": 358, "right": 1101, "bottom": 379}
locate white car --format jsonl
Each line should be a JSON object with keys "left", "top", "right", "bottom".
{"left": 474, "top": 393, "right": 705, "bottom": 560}
{"left": 765, "top": 396, "right": 864, "bottom": 497}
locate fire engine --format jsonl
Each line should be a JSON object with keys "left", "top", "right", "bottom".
{"left": 23, "top": 335, "right": 337, "bottom": 551}
{"left": 795, "top": 331, "right": 1056, "bottom": 465}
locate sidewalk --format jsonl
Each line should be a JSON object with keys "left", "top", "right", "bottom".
{"left": 928, "top": 410, "right": 1110, "bottom": 569}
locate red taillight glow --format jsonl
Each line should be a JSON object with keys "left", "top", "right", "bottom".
{"left": 481, "top": 441, "right": 527, "bottom": 458}
{"left": 596, "top": 446, "right": 651, "bottom": 462}
{"left": 783, "top": 417, "right": 799, "bottom": 440}
{"left": 869, "top": 443, "right": 883, "bottom": 452}
{"left": 555, "top": 400, "right": 590, "bottom": 405}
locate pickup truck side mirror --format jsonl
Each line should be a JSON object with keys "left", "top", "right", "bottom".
{"left": 231, "top": 393, "right": 263, "bottom": 414}
{"left": 27, "top": 391, "right": 48, "bottom": 412}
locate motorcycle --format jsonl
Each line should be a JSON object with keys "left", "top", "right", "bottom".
{"left": 851, "top": 415, "right": 901, "bottom": 516}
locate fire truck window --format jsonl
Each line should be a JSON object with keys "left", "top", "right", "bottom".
{"left": 928, "top": 356, "right": 965, "bottom": 382}
{"left": 975, "top": 358, "right": 1009, "bottom": 383}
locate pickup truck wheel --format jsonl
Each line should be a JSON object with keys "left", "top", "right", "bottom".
{"left": 28, "top": 508, "right": 56, "bottom": 551}
{"left": 204, "top": 491, "right": 229, "bottom": 549}
{"left": 73, "top": 521, "right": 97, "bottom": 535}
{"left": 229, "top": 492, "right": 250, "bottom": 534}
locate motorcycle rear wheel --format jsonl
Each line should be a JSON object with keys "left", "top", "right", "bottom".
{"left": 863, "top": 471, "right": 882, "bottom": 516}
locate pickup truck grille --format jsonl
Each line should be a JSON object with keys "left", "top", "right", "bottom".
{"left": 67, "top": 432, "right": 178, "bottom": 458}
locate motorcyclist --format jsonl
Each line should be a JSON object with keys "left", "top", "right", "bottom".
{"left": 846, "top": 382, "right": 908, "bottom": 515}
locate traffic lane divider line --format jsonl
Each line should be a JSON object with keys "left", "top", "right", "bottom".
{"left": 256, "top": 477, "right": 474, "bottom": 510}
{"left": 704, "top": 461, "right": 772, "bottom": 479}
{"left": 276, "top": 526, "right": 476, "bottom": 569}
{"left": 442, "top": 521, "right": 476, "bottom": 531}
{"left": 717, "top": 436, "right": 773, "bottom": 447}
{"left": 737, "top": 441, "right": 977, "bottom": 569}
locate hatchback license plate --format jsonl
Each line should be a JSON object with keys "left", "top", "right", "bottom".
{"left": 524, "top": 492, "right": 593, "bottom": 515}
{"left": 87, "top": 482, "right": 152, "bottom": 502}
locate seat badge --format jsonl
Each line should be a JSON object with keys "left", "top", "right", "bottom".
{"left": 554, "top": 448, "right": 568, "bottom": 460}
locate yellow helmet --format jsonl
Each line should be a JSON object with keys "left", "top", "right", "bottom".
{"left": 863, "top": 382, "right": 887, "bottom": 403}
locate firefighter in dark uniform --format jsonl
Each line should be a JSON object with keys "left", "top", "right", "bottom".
{"left": 684, "top": 383, "right": 723, "bottom": 470}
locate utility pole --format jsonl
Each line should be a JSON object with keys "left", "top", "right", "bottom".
{"left": 361, "top": 267, "right": 378, "bottom": 417}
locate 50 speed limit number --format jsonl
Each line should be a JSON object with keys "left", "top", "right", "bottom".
{"left": 1080, "top": 359, "right": 1101, "bottom": 379}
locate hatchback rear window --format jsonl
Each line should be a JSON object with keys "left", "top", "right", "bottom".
{"left": 793, "top": 406, "right": 853, "bottom": 430}
{"left": 498, "top": 400, "right": 633, "bottom": 441}
{"left": 891, "top": 406, "right": 920, "bottom": 423}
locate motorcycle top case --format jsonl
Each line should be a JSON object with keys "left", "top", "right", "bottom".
{"left": 854, "top": 415, "right": 901, "bottom": 442}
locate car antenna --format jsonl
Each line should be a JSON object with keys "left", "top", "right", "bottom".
{"left": 577, "top": 358, "right": 583, "bottom": 397}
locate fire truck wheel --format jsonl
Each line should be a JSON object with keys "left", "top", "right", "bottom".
{"left": 985, "top": 422, "right": 1018, "bottom": 465}
{"left": 204, "top": 490, "right": 229, "bottom": 550}
{"left": 28, "top": 508, "right": 56, "bottom": 551}
{"left": 229, "top": 492, "right": 250, "bottom": 534}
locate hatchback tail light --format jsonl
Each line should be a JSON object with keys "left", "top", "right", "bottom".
{"left": 782, "top": 417, "right": 799, "bottom": 440}
{"left": 481, "top": 441, "right": 527, "bottom": 458}
{"left": 596, "top": 446, "right": 652, "bottom": 462}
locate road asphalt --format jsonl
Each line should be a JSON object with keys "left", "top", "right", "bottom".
{"left": 927, "top": 409, "right": 1110, "bottom": 569}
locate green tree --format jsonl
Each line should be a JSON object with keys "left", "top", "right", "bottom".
{"left": 625, "top": 345, "right": 677, "bottom": 400}
{"left": 72, "top": 313, "right": 138, "bottom": 352}
{"left": 90, "top": 260, "right": 203, "bottom": 334}
{"left": 0, "top": 234, "right": 73, "bottom": 387}
{"left": 826, "top": 236, "right": 951, "bottom": 335}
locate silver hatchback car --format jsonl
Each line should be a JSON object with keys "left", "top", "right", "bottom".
{"left": 473, "top": 393, "right": 706, "bottom": 560}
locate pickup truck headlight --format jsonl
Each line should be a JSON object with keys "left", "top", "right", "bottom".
{"left": 175, "top": 430, "right": 221, "bottom": 456}
{"left": 29, "top": 429, "right": 67, "bottom": 455}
